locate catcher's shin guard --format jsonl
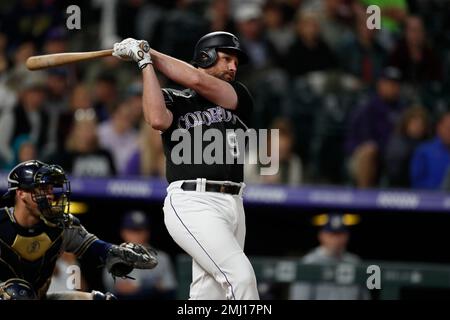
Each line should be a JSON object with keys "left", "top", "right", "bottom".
{"left": 0, "top": 278, "right": 37, "bottom": 300}
{"left": 91, "top": 290, "right": 118, "bottom": 300}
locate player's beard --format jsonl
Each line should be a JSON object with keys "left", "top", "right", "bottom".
{"left": 217, "top": 71, "right": 235, "bottom": 82}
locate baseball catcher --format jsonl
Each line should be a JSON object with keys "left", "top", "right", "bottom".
{"left": 0, "top": 160, "right": 158, "bottom": 300}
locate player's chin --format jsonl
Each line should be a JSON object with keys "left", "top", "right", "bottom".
{"left": 218, "top": 73, "right": 235, "bottom": 82}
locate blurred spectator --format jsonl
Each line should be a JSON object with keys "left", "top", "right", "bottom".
{"left": 45, "top": 68, "right": 70, "bottom": 114}
{"left": 289, "top": 213, "right": 369, "bottom": 300}
{"left": 103, "top": 211, "right": 177, "bottom": 300}
{"left": 0, "top": 0, "right": 63, "bottom": 51}
{"left": 155, "top": 0, "right": 209, "bottom": 62}
{"left": 43, "top": 26, "right": 68, "bottom": 54}
{"left": 274, "top": 0, "right": 302, "bottom": 23}
{"left": 410, "top": 111, "right": 450, "bottom": 190}
{"left": 389, "top": 16, "right": 442, "bottom": 86}
{"left": 2, "top": 134, "right": 37, "bottom": 170}
{"left": 338, "top": 14, "right": 387, "bottom": 85}
{"left": 282, "top": 10, "right": 337, "bottom": 78}
{"left": 233, "top": 2, "right": 286, "bottom": 131}
{"left": 310, "top": 0, "right": 355, "bottom": 52}
{"left": 245, "top": 118, "right": 302, "bottom": 186}
{"left": 124, "top": 121, "right": 165, "bottom": 178}
{"left": 135, "top": 1, "right": 166, "bottom": 43}
{"left": 115, "top": 0, "right": 145, "bottom": 40}
{"left": 0, "top": 32, "right": 9, "bottom": 73}
{"left": 97, "top": 102, "right": 138, "bottom": 176}
{"left": 385, "top": 106, "right": 429, "bottom": 188}
{"left": 82, "top": 55, "right": 138, "bottom": 97}
{"left": 262, "top": 1, "right": 295, "bottom": 56}
{"left": 80, "top": 0, "right": 135, "bottom": 83}
{"left": 70, "top": 83, "right": 92, "bottom": 110}
{"left": 235, "top": 3, "right": 280, "bottom": 72}
{"left": 92, "top": 72, "right": 119, "bottom": 122}
{"left": 205, "top": 0, "right": 236, "bottom": 34}
{"left": 345, "top": 66, "right": 406, "bottom": 187}
{"left": 0, "top": 71, "right": 56, "bottom": 165}
{"left": 55, "top": 83, "right": 93, "bottom": 152}
{"left": 231, "top": 2, "right": 287, "bottom": 132}
{"left": 4, "top": 41, "right": 36, "bottom": 93}
{"left": 123, "top": 81, "right": 144, "bottom": 130}
{"left": 50, "top": 108, "right": 116, "bottom": 177}
{"left": 15, "top": 137, "right": 36, "bottom": 164}
{"left": 13, "top": 40, "right": 36, "bottom": 66}
{"left": 0, "top": 67, "right": 17, "bottom": 113}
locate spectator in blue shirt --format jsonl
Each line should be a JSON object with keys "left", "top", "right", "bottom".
{"left": 410, "top": 112, "right": 450, "bottom": 189}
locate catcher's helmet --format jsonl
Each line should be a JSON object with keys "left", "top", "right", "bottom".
{"left": 2, "top": 160, "right": 71, "bottom": 225}
{"left": 192, "top": 31, "right": 248, "bottom": 68}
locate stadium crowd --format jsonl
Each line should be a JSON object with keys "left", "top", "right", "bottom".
{"left": 0, "top": 0, "right": 450, "bottom": 190}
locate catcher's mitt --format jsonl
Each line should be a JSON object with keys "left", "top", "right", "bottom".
{"left": 106, "top": 242, "right": 158, "bottom": 278}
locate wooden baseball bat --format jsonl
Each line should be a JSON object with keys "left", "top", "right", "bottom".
{"left": 26, "top": 49, "right": 113, "bottom": 70}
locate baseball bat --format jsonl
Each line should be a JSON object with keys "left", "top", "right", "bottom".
{"left": 26, "top": 49, "right": 113, "bottom": 70}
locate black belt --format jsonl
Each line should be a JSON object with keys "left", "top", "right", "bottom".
{"left": 181, "top": 181, "right": 241, "bottom": 195}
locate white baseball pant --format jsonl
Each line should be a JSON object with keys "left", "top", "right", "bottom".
{"left": 163, "top": 179, "right": 259, "bottom": 300}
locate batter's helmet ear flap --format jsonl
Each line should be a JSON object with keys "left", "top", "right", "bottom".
{"left": 195, "top": 48, "right": 218, "bottom": 69}
{"left": 193, "top": 31, "right": 248, "bottom": 68}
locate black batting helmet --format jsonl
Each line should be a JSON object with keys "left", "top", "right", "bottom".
{"left": 192, "top": 31, "right": 248, "bottom": 68}
{"left": 2, "top": 160, "right": 71, "bottom": 225}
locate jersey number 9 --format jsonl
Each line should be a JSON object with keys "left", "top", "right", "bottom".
{"left": 227, "top": 131, "right": 240, "bottom": 159}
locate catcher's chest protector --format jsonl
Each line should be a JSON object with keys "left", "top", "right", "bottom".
{"left": 0, "top": 208, "right": 63, "bottom": 298}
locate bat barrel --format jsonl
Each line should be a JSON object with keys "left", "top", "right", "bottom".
{"left": 26, "top": 49, "right": 113, "bottom": 70}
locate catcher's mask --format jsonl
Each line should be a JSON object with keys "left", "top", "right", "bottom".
{"left": 3, "top": 160, "right": 71, "bottom": 225}
{"left": 192, "top": 31, "right": 248, "bottom": 68}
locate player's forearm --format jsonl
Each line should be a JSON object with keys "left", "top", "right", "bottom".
{"left": 150, "top": 49, "right": 201, "bottom": 89}
{"left": 142, "top": 66, "right": 173, "bottom": 131}
{"left": 83, "top": 239, "right": 113, "bottom": 261}
{"left": 150, "top": 49, "right": 237, "bottom": 109}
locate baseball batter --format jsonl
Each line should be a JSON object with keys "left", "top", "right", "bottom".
{"left": 113, "top": 32, "right": 259, "bottom": 300}
{"left": 0, "top": 160, "right": 158, "bottom": 300}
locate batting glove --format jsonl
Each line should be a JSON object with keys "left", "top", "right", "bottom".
{"left": 113, "top": 38, "right": 153, "bottom": 69}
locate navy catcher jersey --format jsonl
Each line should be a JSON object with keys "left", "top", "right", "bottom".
{"left": 0, "top": 208, "right": 98, "bottom": 298}
{"left": 161, "top": 81, "right": 253, "bottom": 183}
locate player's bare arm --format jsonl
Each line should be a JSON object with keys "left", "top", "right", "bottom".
{"left": 149, "top": 49, "right": 238, "bottom": 110}
{"left": 112, "top": 35, "right": 240, "bottom": 111}
{"left": 112, "top": 38, "right": 173, "bottom": 131}
{"left": 141, "top": 65, "right": 173, "bottom": 131}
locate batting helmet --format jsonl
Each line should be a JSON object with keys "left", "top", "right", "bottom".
{"left": 2, "top": 160, "right": 71, "bottom": 225}
{"left": 192, "top": 31, "right": 248, "bottom": 68}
